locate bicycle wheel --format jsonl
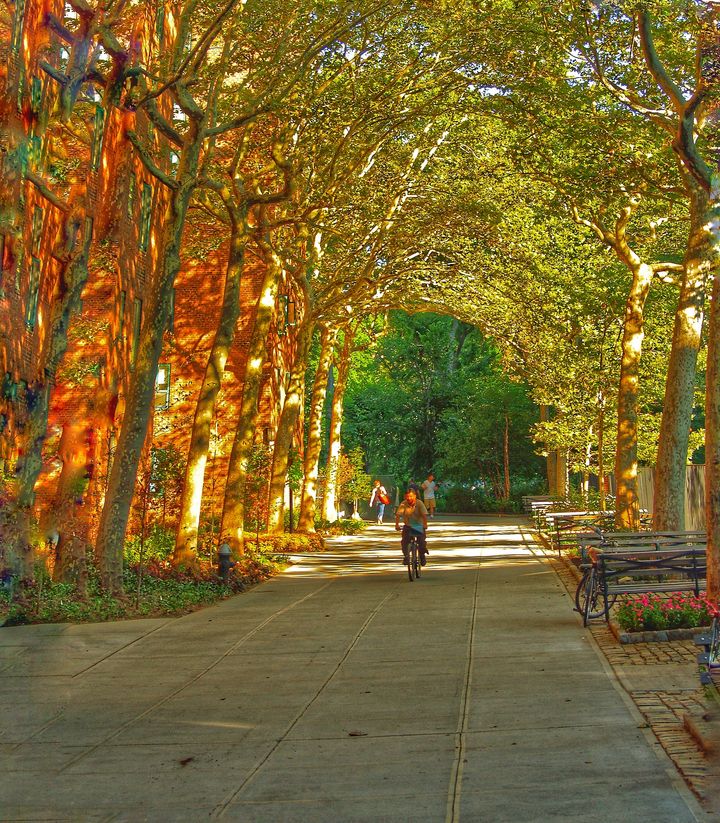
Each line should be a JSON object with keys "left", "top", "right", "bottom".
{"left": 407, "top": 539, "right": 414, "bottom": 581}
{"left": 575, "top": 568, "right": 608, "bottom": 625}
{"left": 414, "top": 541, "right": 421, "bottom": 579}
{"left": 710, "top": 616, "right": 720, "bottom": 666}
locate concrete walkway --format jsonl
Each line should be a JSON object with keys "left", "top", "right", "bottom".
{"left": 0, "top": 516, "right": 708, "bottom": 822}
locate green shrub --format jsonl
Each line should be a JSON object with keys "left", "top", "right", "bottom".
{"left": 245, "top": 532, "right": 325, "bottom": 553}
{"left": 0, "top": 548, "right": 287, "bottom": 626}
{"left": 315, "top": 518, "right": 367, "bottom": 536}
{"left": 125, "top": 524, "right": 175, "bottom": 566}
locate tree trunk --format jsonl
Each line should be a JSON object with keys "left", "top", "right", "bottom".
{"left": 556, "top": 450, "right": 568, "bottom": 499}
{"left": 323, "top": 332, "right": 352, "bottom": 522}
{"left": 539, "top": 405, "right": 557, "bottom": 494}
{"left": 503, "top": 413, "right": 510, "bottom": 500}
{"left": 706, "top": 261, "right": 720, "bottom": 601}
{"left": 297, "top": 325, "right": 337, "bottom": 532}
{"left": 598, "top": 393, "right": 606, "bottom": 511}
{"left": 219, "top": 238, "right": 283, "bottom": 553}
{"left": 614, "top": 262, "right": 654, "bottom": 530}
{"left": 12, "top": 213, "right": 90, "bottom": 577}
{"left": 653, "top": 185, "right": 708, "bottom": 530}
{"left": 95, "top": 134, "right": 202, "bottom": 592}
{"left": 173, "top": 227, "right": 247, "bottom": 567}
{"left": 267, "top": 320, "right": 314, "bottom": 533}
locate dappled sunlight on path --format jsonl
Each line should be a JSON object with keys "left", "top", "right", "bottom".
{"left": 0, "top": 514, "right": 704, "bottom": 822}
{"left": 285, "top": 516, "right": 540, "bottom": 577}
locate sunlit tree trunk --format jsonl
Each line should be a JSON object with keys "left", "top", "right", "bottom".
{"left": 174, "top": 225, "right": 247, "bottom": 567}
{"left": 12, "top": 208, "right": 90, "bottom": 576}
{"left": 653, "top": 184, "right": 708, "bottom": 529}
{"left": 556, "top": 449, "right": 568, "bottom": 499}
{"left": 219, "top": 237, "right": 282, "bottom": 554}
{"left": 706, "top": 246, "right": 720, "bottom": 600}
{"left": 614, "top": 262, "right": 654, "bottom": 530}
{"left": 95, "top": 131, "right": 203, "bottom": 592}
{"left": 597, "top": 392, "right": 606, "bottom": 511}
{"left": 323, "top": 332, "right": 352, "bottom": 522}
{"left": 267, "top": 320, "right": 314, "bottom": 533}
{"left": 297, "top": 325, "right": 337, "bottom": 532}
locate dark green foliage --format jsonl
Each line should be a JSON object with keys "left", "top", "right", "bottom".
{"left": 0, "top": 550, "right": 285, "bottom": 625}
{"left": 343, "top": 312, "right": 543, "bottom": 499}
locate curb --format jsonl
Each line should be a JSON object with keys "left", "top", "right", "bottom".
{"left": 609, "top": 619, "right": 712, "bottom": 645}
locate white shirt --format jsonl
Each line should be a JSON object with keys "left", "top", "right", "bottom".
{"left": 421, "top": 480, "right": 437, "bottom": 500}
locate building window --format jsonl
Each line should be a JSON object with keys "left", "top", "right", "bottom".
{"left": 155, "top": 5, "right": 165, "bottom": 46}
{"left": 139, "top": 183, "right": 152, "bottom": 251}
{"left": 127, "top": 176, "right": 136, "bottom": 218}
{"left": 117, "top": 289, "right": 126, "bottom": 342}
{"left": 64, "top": 3, "right": 79, "bottom": 23}
{"left": 25, "top": 256, "right": 41, "bottom": 330}
{"left": 30, "top": 76, "right": 42, "bottom": 115}
{"left": 155, "top": 364, "right": 170, "bottom": 410}
{"left": 90, "top": 105, "right": 105, "bottom": 171}
{"left": 16, "top": 70, "right": 25, "bottom": 113}
{"left": 31, "top": 205, "right": 43, "bottom": 254}
{"left": 11, "top": 0, "right": 26, "bottom": 53}
{"left": 130, "top": 297, "right": 142, "bottom": 369}
{"left": 168, "top": 287, "right": 175, "bottom": 333}
{"left": 0, "top": 234, "right": 5, "bottom": 295}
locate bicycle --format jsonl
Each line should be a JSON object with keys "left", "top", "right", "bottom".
{"left": 406, "top": 532, "right": 421, "bottom": 582}
{"left": 574, "top": 562, "right": 616, "bottom": 625}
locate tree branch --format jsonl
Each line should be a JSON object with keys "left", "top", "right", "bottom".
{"left": 126, "top": 131, "right": 179, "bottom": 190}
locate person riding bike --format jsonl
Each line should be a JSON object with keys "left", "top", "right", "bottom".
{"left": 395, "top": 487, "right": 429, "bottom": 566}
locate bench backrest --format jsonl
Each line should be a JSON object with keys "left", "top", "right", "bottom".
{"left": 597, "top": 546, "right": 706, "bottom": 581}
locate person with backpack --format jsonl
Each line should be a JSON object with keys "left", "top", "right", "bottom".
{"left": 369, "top": 479, "right": 390, "bottom": 524}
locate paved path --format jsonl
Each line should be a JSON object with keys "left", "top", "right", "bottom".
{"left": 0, "top": 516, "right": 708, "bottom": 821}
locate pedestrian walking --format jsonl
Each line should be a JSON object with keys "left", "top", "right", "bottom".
{"left": 369, "top": 479, "right": 390, "bottom": 524}
{"left": 421, "top": 472, "right": 439, "bottom": 518}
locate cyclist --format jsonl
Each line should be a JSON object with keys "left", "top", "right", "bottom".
{"left": 395, "top": 487, "right": 429, "bottom": 565}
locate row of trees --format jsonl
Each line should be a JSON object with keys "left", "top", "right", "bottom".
{"left": 4, "top": 2, "right": 720, "bottom": 600}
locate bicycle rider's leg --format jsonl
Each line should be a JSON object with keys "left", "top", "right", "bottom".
{"left": 401, "top": 525, "right": 410, "bottom": 563}
{"left": 417, "top": 530, "right": 427, "bottom": 565}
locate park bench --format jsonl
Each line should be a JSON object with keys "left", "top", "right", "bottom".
{"left": 540, "top": 510, "right": 622, "bottom": 555}
{"left": 522, "top": 495, "right": 560, "bottom": 517}
{"left": 528, "top": 499, "right": 565, "bottom": 529}
{"left": 589, "top": 543, "right": 706, "bottom": 623}
{"left": 695, "top": 616, "right": 720, "bottom": 689}
{"left": 577, "top": 530, "right": 706, "bottom": 561}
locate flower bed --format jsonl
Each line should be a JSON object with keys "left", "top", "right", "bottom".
{"left": 615, "top": 593, "right": 713, "bottom": 633}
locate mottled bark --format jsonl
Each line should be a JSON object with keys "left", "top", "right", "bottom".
{"left": 706, "top": 241, "right": 720, "bottom": 601}
{"left": 653, "top": 185, "right": 708, "bottom": 529}
{"left": 297, "top": 325, "right": 337, "bottom": 532}
{"left": 267, "top": 320, "right": 314, "bottom": 533}
{"left": 614, "top": 262, "right": 654, "bottom": 530}
{"left": 322, "top": 333, "right": 352, "bottom": 522}
{"left": 174, "top": 227, "right": 247, "bottom": 567}
{"left": 95, "top": 130, "right": 203, "bottom": 592}
{"left": 219, "top": 239, "right": 283, "bottom": 554}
